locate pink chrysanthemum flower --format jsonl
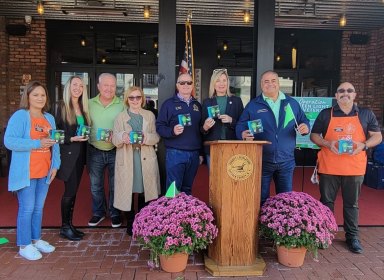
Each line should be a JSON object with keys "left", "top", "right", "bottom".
{"left": 260, "top": 191, "right": 338, "bottom": 257}
{"left": 133, "top": 193, "right": 218, "bottom": 268}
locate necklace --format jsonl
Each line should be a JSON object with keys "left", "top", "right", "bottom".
{"left": 73, "top": 105, "right": 81, "bottom": 115}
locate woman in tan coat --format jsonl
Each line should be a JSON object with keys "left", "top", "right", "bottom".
{"left": 112, "top": 86, "right": 160, "bottom": 235}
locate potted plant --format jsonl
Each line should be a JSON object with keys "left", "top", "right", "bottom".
{"left": 132, "top": 192, "right": 218, "bottom": 272}
{"left": 260, "top": 191, "right": 338, "bottom": 267}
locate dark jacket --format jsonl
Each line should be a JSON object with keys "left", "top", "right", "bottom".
{"left": 156, "top": 95, "right": 202, "bottom": 151}
{"left": 55, "top": 103, "right": 88, "bottom": 181}
{"left": 236, "top": 94, "right": 309, "bottom": 163}
{"left": 201, "top": 95, "right": 244, "bottom": 154}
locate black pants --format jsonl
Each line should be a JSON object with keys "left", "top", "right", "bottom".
{"left": 63, "top": 150, "right": 85, "bottom": 198}
{"left": 319, "top": 174, "right": 363, "bottom": 240}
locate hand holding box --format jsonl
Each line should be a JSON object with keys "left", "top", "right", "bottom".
{"left": 248, "top": 119, "right": 263, "bottom": 134}
{"left": 97, "top": 128, "right": 112, "bottom": 142}
{"left": 77, "top": 124, "right": 91, "bottom": 137}
{"left": 130, "top": 131, "right": 143, "bottom": 144}
{"left": 49, "top": 129, "right": 65, "bottom": 144}
{"left": 207, "top": 105, "right": 220, "bottom": 119}
{"left": 178, "top": 113, "right": 192, "bottom": 126}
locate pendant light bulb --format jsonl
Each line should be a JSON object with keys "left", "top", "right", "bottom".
{"left": 37, "top": 1, "right": 44, "bottom": 15}
{"left": 243, "top": 10, "right": 250, "bottom": 23}
{"left": 143, "top": 6, "right": 150, "bottom": 19}
{"left": 339, "top": 14, "right": 347, "bottom": 27}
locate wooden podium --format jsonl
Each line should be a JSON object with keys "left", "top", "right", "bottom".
{"left": 204, "top": 140, "right": 268, "bottom": 276}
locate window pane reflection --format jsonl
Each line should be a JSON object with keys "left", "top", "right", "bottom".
{"left": 143, "top": 73, "right": 158, "bottom": 108}
{"left": 116, "top": 73, "right": 134, "bottom": 100}
{"left": 278, "top": 77, "right": 294, "bottom": 96}
{"left": 229, "top": 76, "right": 251, "bottom": 106}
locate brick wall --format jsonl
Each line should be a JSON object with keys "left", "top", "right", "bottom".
{"left": 0, "top": 17, "right": 8, "bottom": 135}
{"left": 341, "top": 28, "right": 384, "bottom": 126}
{"left": 0, "top": 17, "right": 47, "bottom": 131}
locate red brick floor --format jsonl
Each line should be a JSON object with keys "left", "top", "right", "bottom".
{"left": 0, "top": 227, "right": 383, "bottom": 280}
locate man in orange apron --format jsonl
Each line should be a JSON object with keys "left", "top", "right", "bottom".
{"left": 310, "top": 82, "right": 382, "bottom": 254}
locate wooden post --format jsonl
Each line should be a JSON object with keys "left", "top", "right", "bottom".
{"left": 204, "top": 140, "right": 268, "bottom": 276}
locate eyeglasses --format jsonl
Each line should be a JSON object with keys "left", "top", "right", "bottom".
{"left": 128, "top": 96, "right": 142, "bottom": 101}
{"left": 337, "top": 88, "right": 355, "bottom": 94}
{"left": 177, "top": 81, "right": 193, "bottom": 85}
{"left": 213, "top": 68, "right": 227, "bottom": 74}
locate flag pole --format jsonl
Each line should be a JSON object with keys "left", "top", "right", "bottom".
{"left": 187, "top": 11, "right": 194, "bottom": 86}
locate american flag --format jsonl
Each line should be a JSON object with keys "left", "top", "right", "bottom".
{"left": 179, "top": 19, "right": 195, "bottom": 95}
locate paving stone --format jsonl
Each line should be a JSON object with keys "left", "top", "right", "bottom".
{"left": 1, "top": 227, "right": 384, "bottom": 279}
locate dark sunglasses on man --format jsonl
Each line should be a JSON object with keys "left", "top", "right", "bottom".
{"left": 337, "top": 88, "right": 355, "bottom": 94}
{"left": 178, "top": 81, "right": 193, "bottom": 85}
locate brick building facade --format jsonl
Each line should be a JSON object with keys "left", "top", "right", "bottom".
{"left": 341, "top": 30, "right": 384, "bottom": 125}
{"left": 1, "top": 16, "right": 384, "bottom": 131}
{"left": 0, "top": 17, "right": 46, "bottom": 131}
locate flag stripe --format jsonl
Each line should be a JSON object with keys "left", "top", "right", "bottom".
{"left": 179, "top": 20, "right": 195, "bottom": 96}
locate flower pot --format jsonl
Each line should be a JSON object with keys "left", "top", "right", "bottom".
{"left": 159, "top": 253, "right": 189, "bottom": 273}
{"left": 276, "top": 245, "right": 307, "bottom": 267}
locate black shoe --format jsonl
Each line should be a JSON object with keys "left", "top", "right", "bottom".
{"left": 346, "top": 239, "right": 363, "bottom": 254}
{"left": 111, "top": 216, "right": 122, "bottom": 228}
{"left": 71, "top": 225, "right": 85, "bottom": 237}
{"left": 60, "top": 226, "right": 82, "bottom": 241}
{"left": 88, "top": 216, "right": 105, "bottom": 226}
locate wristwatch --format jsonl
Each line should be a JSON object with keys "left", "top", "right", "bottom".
{"left": 364, "top": 143, "right": 369, "bottom": 151}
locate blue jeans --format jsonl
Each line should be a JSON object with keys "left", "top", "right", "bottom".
{"left": 261, "top": 159, "right": 296, "bottom": 205}
{"left": 165, "top": 148, "right": 200, "bottom": 195}
{"left": 16, "top": 177, "right": 49, "bottom": 246}
{"left": 88, "top": 146, "right": 120, "bottom": 218}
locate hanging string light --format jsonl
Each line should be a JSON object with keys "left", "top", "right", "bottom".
{"left": 37, "top": 0, "right": 44, "bottom": 15}
{"left": 339, "top": 14, "right": 347, "bottom": 27}
{"left": 143, "top": 6, "right": 150, "bottom": 19}
{"left": 292, "top": 46, "right": 297, "bottom": 69}
{"left": 243, "top": 10, "right": 250, "bottom": 23}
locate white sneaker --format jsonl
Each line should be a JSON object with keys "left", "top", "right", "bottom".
{"left": 33, "top": 240, "right": 55, "bottom": 253}
{"left": 19, "top": 244, "right": 42, "bottom": 260}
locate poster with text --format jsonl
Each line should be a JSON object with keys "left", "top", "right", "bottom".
{"left": 294, "top": 97, "right": 334, "bottom": 149}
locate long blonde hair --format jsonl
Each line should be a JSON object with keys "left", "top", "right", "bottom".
{"left": 61, "top": 76, "right": 90, "bottom": 125}
{"left": 208, "top": 68, "right": 232, "bottom": 98}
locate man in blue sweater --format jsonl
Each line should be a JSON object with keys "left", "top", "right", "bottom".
{"left": 236, "top": 70, "right": 310, "bottom": 205}
{"left": 156, "top": 73, "right": 203, "bottom": 195}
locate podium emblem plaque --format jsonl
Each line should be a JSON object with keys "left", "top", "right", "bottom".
{"left": 226, "top": 154, "right": 253, "bottom": 181}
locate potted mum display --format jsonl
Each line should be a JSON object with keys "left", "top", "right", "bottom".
{"left": 260, "top": 191, "right": 338, "bottom": 267}
{"left": 132, "top": 191, "right": 218, "bottom": 273}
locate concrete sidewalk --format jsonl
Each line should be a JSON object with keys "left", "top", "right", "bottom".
{"left": 0, "top": 227, "right": 383, "bottom": 279}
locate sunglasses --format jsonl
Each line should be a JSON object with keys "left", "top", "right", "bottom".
{"left": 337, "top": 88, "right": 355, "bottom": 94}
{"left": 178, "top": 81, "right": 193, "bottom": 85}
{"left": 213, "top": 68, "right": 227, "bottom": 74}
{"left": 128, "top": 95, "right": 142, "bottom": 101}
